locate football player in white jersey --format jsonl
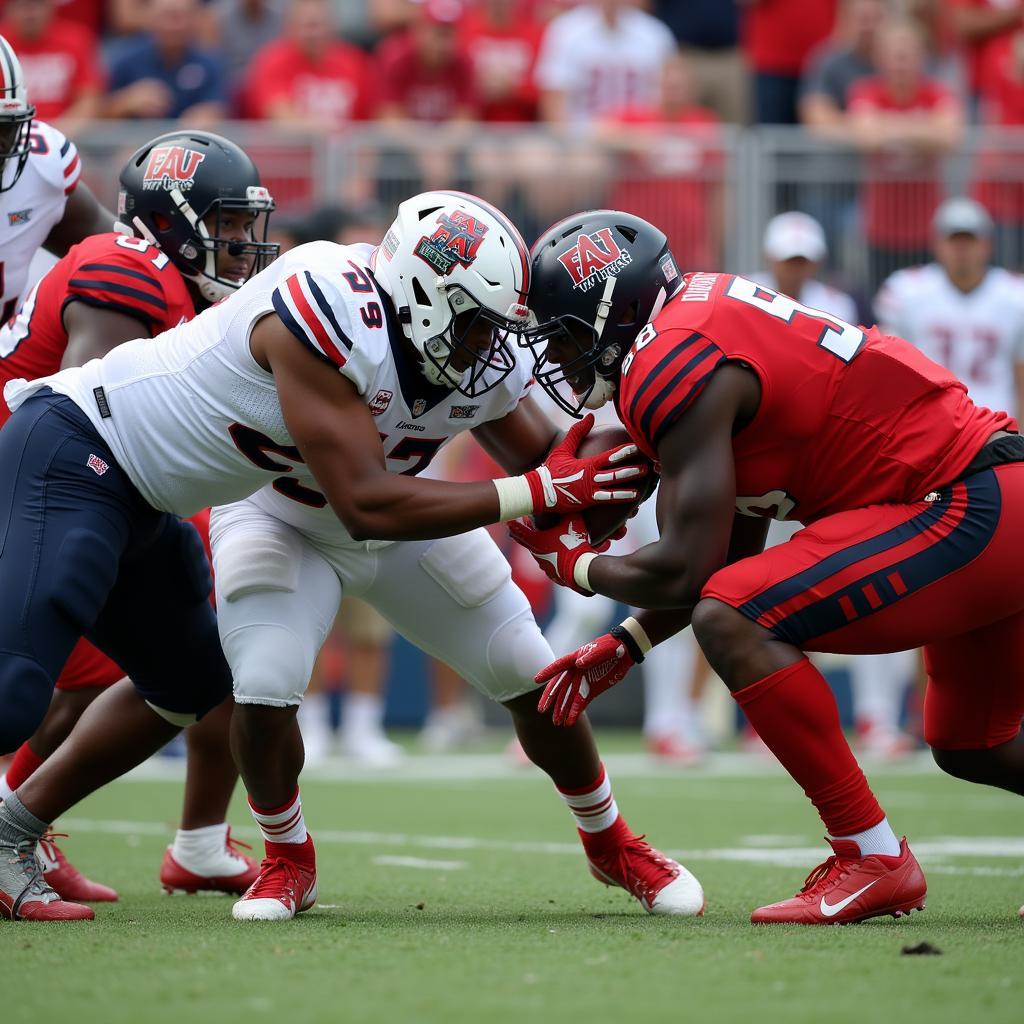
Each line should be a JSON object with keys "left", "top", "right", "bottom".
{"left": 0, "top": 35, "right": 118, "bottom": 319}
{"left": 0, "top": 191, "right": 703, "bottom": 923}
{"left": 875, "top": 197, "right": 1024, "bottom": 423}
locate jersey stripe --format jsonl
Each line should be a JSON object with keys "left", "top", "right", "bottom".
{"left": 62, "top": 293, "right": 158, "bottom": 329}
{"left": 272, "top": 272, "right": 347, "bottom": 368}
{"left": 304, "top": 274, "right": 352, "bottom": 352}
{"left": 78, "top": 262, "right": 167, "bottom": 288}
{"left": 67, "top": 277, "right": 168, "bottom": 310}
{"left": 624, "top": 333, "right": 724, "bottom": 452}
{"left": 62, "top": 142, "right": 80, "bottom": 195}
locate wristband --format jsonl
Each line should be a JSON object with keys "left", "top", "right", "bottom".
{"left": 492, "top": 475, "right": 535, "bottom": 521}
{"left": 573, "top": 552, "right": 597, "bottom": 592}
{"left": 613, "top": 615, "right": 653, "bottom": 663}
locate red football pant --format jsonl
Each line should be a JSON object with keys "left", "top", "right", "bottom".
{"left": 706, "top": 463, "right": 1024, "bottom": 750}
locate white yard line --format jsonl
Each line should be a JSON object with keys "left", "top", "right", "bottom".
{"left": 373, "top": 855, "right": 466, "bottom": 871}
{"left": 59, "top": 817, "right": 1024, "bottom": 877}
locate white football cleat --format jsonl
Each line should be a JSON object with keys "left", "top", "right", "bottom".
{"left": 232, "top": 856, "right": 317, "bottom": 921}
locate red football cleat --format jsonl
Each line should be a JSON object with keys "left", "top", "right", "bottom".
{"left": 232, "top": 856, "right": 317, "bottom": 921}
{"left": 646, "top": 733, "right": 706, "bottom": 766}
{"left": 0, "top": 837, "right": 94, "bottom": 921}
{"left": 751, "top": 837, "right": 926, "bottom": 925}
{"left": 585, "top": 820, "right": 704, "bottom": 916}
{"left": 37, "top": 833, "right": 118, "bottom": 903}
{"left": 160, "top": 829, "right": 260, "bottom": 895}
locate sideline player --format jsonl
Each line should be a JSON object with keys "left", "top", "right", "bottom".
{"left": 512, "top": 209, "right": 1024, "bottom": 924}
{"left": 0, "top": 192, "right": 701, "bottom": 923}
{"left": 0, "top": 129, "right": 280, "bottom": 901}
{"left": 0, "top": 35, "right": 119, "bottom": 317}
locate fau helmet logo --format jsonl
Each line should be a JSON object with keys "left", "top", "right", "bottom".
{"left": 415, "top": 211, "right": 489, "bottom": 275}
{"left": 142, "top": 146, "right": 206, "bottom": 192}
{"left": 557, "top": 229, "right": 633, "bottom": 293}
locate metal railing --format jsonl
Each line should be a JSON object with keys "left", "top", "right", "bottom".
{"left": 73, "top": 121, "right": 1024, "bottom": 316}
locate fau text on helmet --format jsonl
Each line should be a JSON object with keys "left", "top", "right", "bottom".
{"left": 414, "top": 210, "right": 489, "bottom": 275}
{"left": 142, "top": 146, "right": 207, "bottom": 192}
{"left": 557, "top": 229, "right": 633, "bottom": 292}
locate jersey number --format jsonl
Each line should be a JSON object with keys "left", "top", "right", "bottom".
{"left": 342, "top": 260, "right": 383, "bottom": 329}
{"left": 229, "top": 424, "right": 447, "bottom": 508}
{"left": 726, "top": 277, "right": 865, "bottom": 363}
{"left": 114, "top": 234, "right": 170, "bottom": 270}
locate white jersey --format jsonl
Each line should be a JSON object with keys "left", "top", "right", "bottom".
{"left": 875, "top": 263, "right": 1024, "bottom": 416}
{"left": 4, "top": 241, "right": 532, "bottom": 541}
{"left": 0, "top": 120, "right": 80, "bottom": 320}
{"left": 749, "top": 271, "right": 859, "bottom": 325}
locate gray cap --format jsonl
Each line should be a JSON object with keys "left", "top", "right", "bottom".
{"left": 932, "top": 197, "right": 993, "bottom": 238}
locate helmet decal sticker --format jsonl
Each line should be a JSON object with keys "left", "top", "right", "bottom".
{"left": 556, "top": 229, "right": 632, "bottom": 292}
{"left": 142, "top": 146, "right": 206, "bottom": 191}
{"left": 414, "top": 210, "right": 489, "bottom": 275}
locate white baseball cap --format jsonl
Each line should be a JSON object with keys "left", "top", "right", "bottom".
{"left": 763, "top": 211, "right": 827, "bottom": 262}
{"left": 932, "top": 197, "right": 993, "bottom": 238}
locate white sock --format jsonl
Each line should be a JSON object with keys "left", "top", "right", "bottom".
{"left": 0, "top": 773, "right": 12, "bottom": 802}
{"left": 249, "top": 788, "right": 308, "bottom": 845}
{"left": 172, "top": 823, "right": 228, "bottom": 863}
{"left": 343, "top": 692, "right": 385, "bottom": 738}
{"left": 557, "top": 764, "right": 620, "bottom": 833}
{"left": 834, "top": 816, "right": 901, "bottom": 858}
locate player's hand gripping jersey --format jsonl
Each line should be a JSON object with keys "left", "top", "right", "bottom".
{"left": 4, "top": 241, "right": 532, "bottom": 537}
{"left": 616, "top": 273, "right": 1015, "bottom": 525}
{"left": 0, "top": 232, "right": 196, "bottom": 426}
{"left": 0, "top": 120, "right": 81, "bottom": 322}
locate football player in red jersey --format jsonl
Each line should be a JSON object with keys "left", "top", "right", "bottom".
{"left": 0, "top": 129, "right": 278, "bottom": 902}
{"left": 512, "top": 210, "right": 1024, "bottom": 925}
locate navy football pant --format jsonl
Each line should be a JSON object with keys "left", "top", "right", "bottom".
{"left": 0, "top": 391, "right": 230, "bottom": 754}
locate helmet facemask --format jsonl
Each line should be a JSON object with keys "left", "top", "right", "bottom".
{"left": 420, "top": 283, "right": 529, "bottom": 397}
{"left": 0, "top": 108, "right": 33, "bottom": 193}
{"left": 137, "top": 185, "right": 278, "bottom": 303}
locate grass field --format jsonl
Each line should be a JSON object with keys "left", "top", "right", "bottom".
{"left": 2, "top": 739, "right": 1021, "bottom": 1024}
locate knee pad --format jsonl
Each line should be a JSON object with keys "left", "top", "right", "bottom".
{"left": 49, "top": 528, "right": 120, "bottom": 631}
{"left": 223, "top": 623, "right": 313, "bottom": 707}
{"left": 0, "top": 655, "right": 53, "bottom": 755}
{"left": 487, "top": 607, "right": 555, "bottom": 704}
{"left": 214, "top": 518, "right": 301, "bottom": 603}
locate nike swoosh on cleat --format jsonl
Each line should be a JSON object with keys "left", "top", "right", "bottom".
{"left": 820, "top": 879, "right": 879, "bottom": 918}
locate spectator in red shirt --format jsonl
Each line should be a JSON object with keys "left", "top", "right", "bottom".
{"left": 0, "top": 0, "right": 103, "bottom": 134}
{"left": 740, "top": 0, "right": 838, "bottom": 124}
{"left": 458, "top": 0, "right": 543, "bottom": 123}
{"left": 242, "top": 0, "right": 371, "bottom": 128}
{"left": 973, "top": 29, "right": 1024, "bottom": 266}
{"left": 600, "top": 51, "right": 723, "bottom": 270}
{"left": 848, "top": 19, "right": 963, "bottom": 291}
{"left": 374, "top": 0, "right": 478, "bottom": 122}
{"left": 951, "top": 0, "right": 1024, "bottom": 105}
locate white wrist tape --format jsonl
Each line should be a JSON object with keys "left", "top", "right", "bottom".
{"left": 493, "top": 475, "right": 535, "bottom": 521}
{"left": 619, "top": 615, "right": 653, "bottom": 656}
{"left": 573, "top": 552, "right": 597, "bottom": 592}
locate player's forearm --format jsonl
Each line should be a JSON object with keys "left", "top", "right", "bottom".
{"left": 632, "top": 607, "right": 693, "bottom": 648}
{"left": 582, "top": 544, "right": 705, "bottom": 610}
{"left": 327, "top": 474, "right": 506, "bottom": 542}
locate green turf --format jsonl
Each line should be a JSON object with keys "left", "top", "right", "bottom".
{"left": 2, "top": 743, "right": 1021, "bottom": 1024}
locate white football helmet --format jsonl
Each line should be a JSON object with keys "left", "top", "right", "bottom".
{"left": 372, "top": 190, "right": 531, "bottom": 396}
{"left": 0, "top": 35, "right": 35, "bottom": 193}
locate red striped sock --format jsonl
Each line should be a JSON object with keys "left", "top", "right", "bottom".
{"left": 248, "top": 788, "right": 308, "bottom": 846}
{"left": 734, "top": 658, "right": 886, "bottom": 837}
{"left": 557, "top": 764, "right": 619, "bottom": 834}
{"left": 5, "top": 743, "right": 45, "bottom": 791}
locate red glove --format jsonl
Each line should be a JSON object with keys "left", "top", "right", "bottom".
{"left": 520, "top": 413, "right": 647, "bottom": 517}
{"left": 536, "top": 621, "right": 648, "bottom": 727}
{"left": 507, "top": 514, "right": 611, "bottom": 594}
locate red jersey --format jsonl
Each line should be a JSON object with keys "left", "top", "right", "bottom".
{"left": 952, "top": 0, "right": 1024, "bottom": 95}
{"left": 242, "top": 39, "right": 372, "bottom": 126}
{"left": 0, "top": 232, "right": 195, "bottom": 427}
{"left": 847, "top": 76, "right": 959, "bottom": 247}
{"left": 616, "top": 272, "right": 1015, "bottom": 525}
{"left": 0, "top": 19, "right": 104, "bottom": 119}
{"left": 458, "top": 6, "right": 543, "bottom": 122}
{"left": 374, "top": 32, "right": 478, "bottom": 120}
{"left": 742, "top": 0, "right": 837, "bottom": 76}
